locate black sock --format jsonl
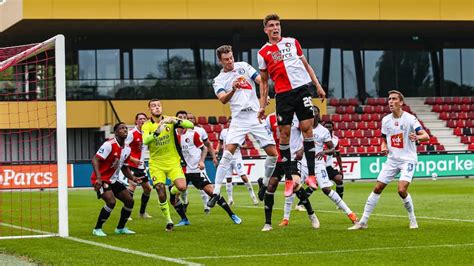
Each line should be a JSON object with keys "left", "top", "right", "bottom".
{"left": 117, "top": 206, "right": 132, "bottom": 229}
{"left": 217, "top": 196, "right": 234, "bottom": 216}
{"left": 336, "top": 184, "right": 344, "bottom": 199}
{"left": 305, "top": 187, "right": 315, "bottom": 197}
{"left": 295, "top": 188, "right": 314, "bottom": 215}
{"left": 173, "top": 200, "right": 187, "bottom": 220}
{"left": 279, "top": 143, "right": 292, "bottom": 181}
{"left": 264, "top": 191, "right": 274, "bottom": 225}
{"left": 140, "top": 193, "right": 150, "bottom": 214}
{"left": 95, "top": 205, "right": 113, "bottom": 229}
{"left": 303, "top": 138, "right": 316, "bottom": 176}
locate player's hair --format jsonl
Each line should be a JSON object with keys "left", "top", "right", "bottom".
{"left": 216, "top": 45, "right": 233, "bottom": 60}
{"left": 263, "top": 14, "right": 280, "bottom": 27}
{"left": 113, "top": 122, "right": 126, "bottom": 132}
{"left": 135, "top": 112, "right": 147, "bottom": 120}
{"left": 388, "top": 90, "right": 404, "bottom": 101}
{"left": 148, "top": 98, "right": 160, "bottom": 107}
{"left": 176, "top": 110, "right": 187, "bottom": 117}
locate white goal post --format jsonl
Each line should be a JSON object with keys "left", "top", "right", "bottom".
{"left": 0, "top": 34, "right": 68, "bottom": 239}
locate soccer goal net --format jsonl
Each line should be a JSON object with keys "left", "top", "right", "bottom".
{"left": 0, "top": 35, "right": 68, "bottom": 239}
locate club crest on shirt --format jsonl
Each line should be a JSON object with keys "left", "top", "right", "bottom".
{"left": 237, "top": 68, "right": 245, "bottom": 75}
{"left": 185, "top": 138, "right": 190, "bottom": 143}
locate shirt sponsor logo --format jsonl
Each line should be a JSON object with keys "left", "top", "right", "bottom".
{"left": 271, "top": 45, "right": 293, "bottom": 62}
{"left": 391, "top": 133, "right": 404, "bottom": 149}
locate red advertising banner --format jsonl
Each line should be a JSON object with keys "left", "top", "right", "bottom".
{"left": 0, "top": 164, "right": 73, "bottom": 189}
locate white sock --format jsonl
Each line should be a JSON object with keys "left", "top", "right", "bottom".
{"left": 263, "top": 156, "right": 277, "bottom": 186}
{"left": 180, "top": 190, "right": 189, "bottom": 205}
{"left": 328, "top": 190, "right": 352, "bottom": 215}
{"left": 244, "top": 181, "right": 257, "bottom": 201}
{"left": 213, "top": 150, "right": 232, "bottom": 195}
{"left": 226, "top": 182, "right": 233, "bottom": 201}
{"left": 199, "top": 190, "right": 209, "bottom": 208}
{"left": 402, "top": 193, "right": 416, "bottom": 220}
{"left": 284, "top": 194, "right": 295, "bottom": 220}
{"left": 360, "top": 191, "right": 381, "bottom": 224}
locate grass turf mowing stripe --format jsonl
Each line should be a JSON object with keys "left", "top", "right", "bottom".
{"left": 238, "top": 205, "right": 474, "bottom": 223}
{"left": 1, "top": 222, "right": 201, "bottom": 266}
{"left": 180, "top": 243, "right": 474, "bottom": 260}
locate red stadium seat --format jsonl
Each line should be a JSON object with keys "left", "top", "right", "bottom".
{"left": 425, "top": 97, "right": 435, "bottom": 105}
{"left": 368, "top": 121, "right": 377, "bottom": 130}
{"left": 461, "top": 104, "right": 470, "bottom": 112}
{"left": 448, "top": 112, "right": 458, "bottom": 120}
{"left": 245, "top": 140, "right": 255, "bottom": 149}
{"left": 344, "top": 130, "right": 354, "bottom": 138}
{"left": 451, "top": 105, "right": 461, "bottom": 112}
{"left": 432, "top": 105, "right": 442, "bottom": 112}
{"left": 198, "top": 116, "right": 208, "bottom": 125}
{"left": 356, "top": 146, "right": 366, "bottom": 153}
{"left": 435, "top": 97, "right": 444, "bottom": 105}
{"left": 351, "top": 114, "right": 361, "bottom": 122}
{"left": 417, "top": 145, "right": 427, "bottom": 153}
{"left": 439, "top": 113, "right": 448, "bottom": 120}
{"left": 212, "top": 124, "right": 222, "bottom": 133}
{"left": 360, "top": 138, "right": 370, "bottom": 146}
{"left": 348, "top": 98, "right": 359, "bottom": 106}
{"left": 453, "top": 97, "right": 462, "bottom": 104}
{"left": 339, "top": 98, "right": 349, "bottom": 106}
{"left": 348, "top": 122, "right": 357, "bottom": 130}
{"left": 346, "top": 106, "right": 356, "bottom": 114}
{"left": 345, "top": 147, "right": 356, "bottom": 154}
{"left": 203, "top": 124, "right": 212, "bottom": 133}
{"left": 350, "top": 138, "right": 360, "bottom": 146}
{"left": 374, "top": 129, "right": 382, "bottom": 137}
{"left": 339, "top": 138, "right": 350, "bottom": 147}
{"left": 376, "top": 98, "right": 386, "bottom": 105}
{"left": 218, "top": 116, "right": 227, "bottom": 124}
{"left": 363, "top": 106, "right": 374, "bottom": 114}
{"left": 336, "top": 106, "right": 345, "bottom": 114}
{"left": 208, "top": 132, "right": 218, "bottom": 141}
{"left": 342, "top": 114, "right": 352, "bottom": 122}
{"left": 338, "top": 122, "right": 347, "bottom": 130}
{"left": 441, "top": 105, "right": 451, "bottom": 112}
{"left": 358, "top": 122, "right": 368, "bottom": 130}
{"left": 334, "top": 131, "right": 343, "bottom": 138}
{"left": 240, "top": 149, "right": 249, "bottom": 157}
{"left": 466, "top": 120, "right": 474, "bottom": 128}
{"left": 435, "top": 145, "right": 446, "bottom": 151}
{"left": 469, "top": 112, "right": 474, "bottom": 120}
{"left": 370, "top": 113, "right": 382, "bottom": 121}
{"left": 444, "top": 97, "right": 453, "bottom": 104}
{"left": 469, "top": 143, "right": 474, "bottom": 151}
{"left": 322, "top": 114, "right": 331, "bottom": 123}
{"left": 354, "top": 130, "right": 364, "bottom": 138}
{"left": 456, "top": 120, "right": 465, "bottom": 128}
{"left": 460, "top": 136, "right": 470, "bottom": 144}
{"left": 370, "top": 137, "right": 380, "bottom": 146}
{"left": 429, "top": 136, "right": 439, "bottom": 145}
{"left": 364, "top": 129, "right": 373, "bottom": 137}
{"left": 366, "top": 146, "right": 376, "bottom": 153}
{"left": 453, "top": 128, "right": 462, "bottom": 136}
{"left": 332, "top": 114, "right": 342, "bottom": 122}
{"left": 402, "top": 105, "right": 411, "bottom": 113}
{"left": 447, "top": 120, "right": 456, "bottom": 128}
{"left": 374, "top": 106, "right": 384, "bottom": 113}
{"left": 361, "top": 113, "right": 370, "bottom": 121}
{"left": 383, "top": 106, "right": 391, "bottom": 113}
{"left": 367, "top": 98, "right": 377, "bottom": 106}
{"left": 329, "top": 98, "right": 339, "bottom": 106}
{"left": 462, "top": 97, "right": 471, "bottom": 104}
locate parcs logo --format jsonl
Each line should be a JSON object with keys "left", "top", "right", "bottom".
{"left": 0, "top": 165, "right": 72, "bottom": 189}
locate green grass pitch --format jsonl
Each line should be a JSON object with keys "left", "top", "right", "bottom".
{"left": 0, "top": 178, "right": 473, "bottom": 265}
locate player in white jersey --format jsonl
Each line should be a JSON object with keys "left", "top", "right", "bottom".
{"left": 207, "top": 45, "right": 278, "bottom": 208}
{"left": 299, "top": 107, "right": 358, "bottom": 225}
{"left": 179, "top": 112, "right": 212, "bottom": 214}
{"left": 176, "top": 111, "right": 242, "bottom": 225}
{"left": 218, "top": 117, "right": 258, "bottom": 206}
{"left": 349, "top": 90, "right": 429, "bottom": 230}
{"left": 323, "top": 121, "right": 345, "bottom": 199}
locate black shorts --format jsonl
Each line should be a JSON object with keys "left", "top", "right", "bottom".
{"left": 185, "top": 172, "right": 211, "bottom": 190}
{"left": 96, "top": 181, "right": 127, "bottom": 199}
{"left": 326, "top": 166, "right": 341, "bottom": 181}
{"left": 130, "top": 166, "right": 149, "bottom": 182}
{"left": 272, "top": 161, "right": 300, "bottom": 180}
{"left": 275, "top": 84, "right": 314, "bottom": 125}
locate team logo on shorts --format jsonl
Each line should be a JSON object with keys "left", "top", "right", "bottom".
{"left": 277, "top": 115, "right": 283, "bottom": 122}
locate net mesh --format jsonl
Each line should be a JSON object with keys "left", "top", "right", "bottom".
{"left": 0, "top": 40, "right": 60, "bottom": 238}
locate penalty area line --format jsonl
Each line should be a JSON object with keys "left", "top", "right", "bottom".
{"left": 239, "top": 205, "right": 474, "bottom": 223}
{"left": 180, "top": 243, "right": 474, "bottom": 260}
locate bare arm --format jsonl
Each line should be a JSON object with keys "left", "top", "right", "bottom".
{"left": 300, "top": 56, "right": 326, "bottom": 99}
{"left": 335, "top": 148, "right": 344, "bottom": 175}
{"left": 92, "top": 156, "right": 102, "bottom": 190}
{"left": 258, "top": 70, "right": 270, "bottom": 120}
{"left": 216, "top": 81, "right": 239, "bottom": 104}
{"left": 380, "top": 138, "right": 388, "bottom": 156}
{"left": 410, "top": 129, "right": 429, "bottom": 142}
{"left": 204, "top": 140, "right": 218, "bottom": 166}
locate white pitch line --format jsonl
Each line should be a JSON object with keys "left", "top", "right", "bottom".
{"left": 1, "top": 222, "right": 201, "bottom": 266}
{"left": 180, "top": 243, "right": 474, "bottom": 260}
{"left": 239, "top": 205, "right": 474, "bottom": 223}
{"left": 67, "top": 236, "right": 201, "bottom": 266}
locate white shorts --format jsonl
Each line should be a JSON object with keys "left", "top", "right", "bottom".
{"left": 226, "top": 115, "right": 275, "bottom": 148}
{"left": 226, "top": 158, "right": 246, "bottom": 177}
{"left": 377, "top": 159, "right": 416, "bottom": 184}
{"left": 300, "top": 162, "right": 333, "bottom": 189}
